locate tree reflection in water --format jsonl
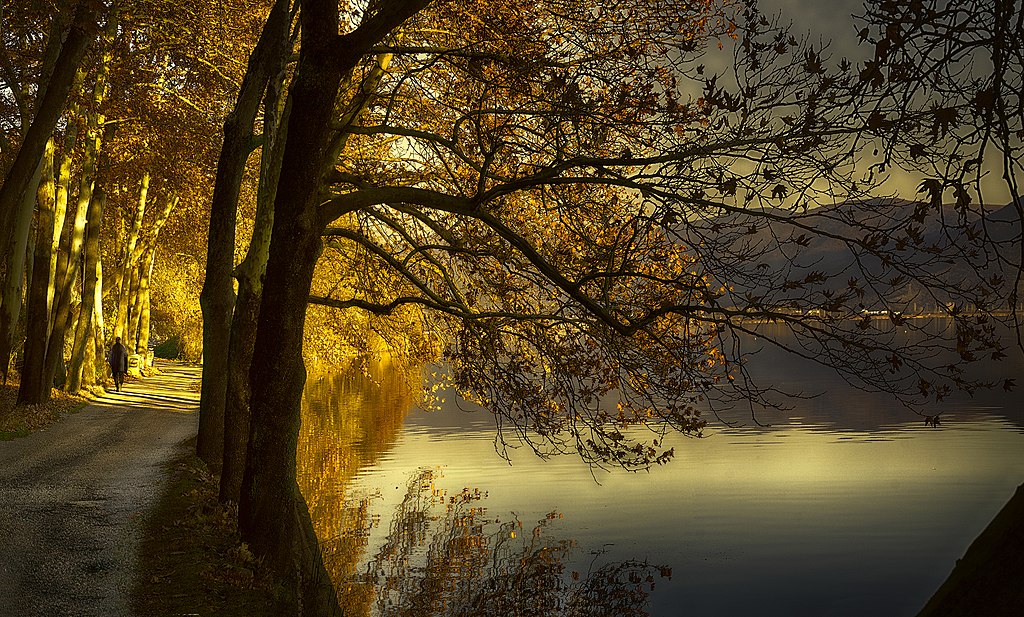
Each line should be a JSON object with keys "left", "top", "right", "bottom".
{"left": 358, "top": 469, "right": 668, "bottom": 617}
{"left": 297, "top": 360, "right": 419, "bottom": 615}
{"left": 297, "top": 361, "right": 668, "bottom": 616}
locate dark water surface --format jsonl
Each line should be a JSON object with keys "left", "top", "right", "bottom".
{"left": 297, "top": 327, "right": 1024, "bottom": 617}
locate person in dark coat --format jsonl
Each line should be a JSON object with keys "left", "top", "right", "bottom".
{"left": 108, "top": 337, "right": 129, "bottom": 392}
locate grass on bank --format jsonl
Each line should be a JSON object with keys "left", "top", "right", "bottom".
{"left": 133, "top": 438, "right": 287, "bottom": 617}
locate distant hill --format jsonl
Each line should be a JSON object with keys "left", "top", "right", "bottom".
{"left": 678, "top": 199, "right": 1021, "bottom": 313}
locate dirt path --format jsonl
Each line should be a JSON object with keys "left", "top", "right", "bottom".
{"left": 0, "top": 361, "right": 200, "bottom": 617}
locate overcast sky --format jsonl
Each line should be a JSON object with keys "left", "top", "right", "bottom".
{"left": 761, "top": 0, "right": 872, "bottom": 63}
{"left": 733, "top": 0, "right": 1011, "bottom": 203}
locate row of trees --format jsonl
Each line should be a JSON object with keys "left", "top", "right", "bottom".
{"left": 3, "top": 0, "right": 1022, "bottom": 613}
{"left": 0, "top": 1, "right": 271, "bottom": 401}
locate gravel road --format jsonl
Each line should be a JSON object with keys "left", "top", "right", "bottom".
{"left": 0, "top": 361, "right": 200, "bottom": 617}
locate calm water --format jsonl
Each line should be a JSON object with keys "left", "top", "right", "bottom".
{"left": 296, "top": 327, "right": 1024, "bottom": 617}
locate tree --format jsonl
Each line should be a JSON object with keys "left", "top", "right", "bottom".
{"left": 17, "top": 6, "right": 112, "bottom": 403}
{"left": 0, "top": 1, "right": 98, "bottom": 260}
{"left": 0, "top": 3, "right": 92, "bottom": 383}
{"left": 853, "top": 1, "right": 1024, "bottom": 612}
{"left": 196, "top": 0, "right": 294, "bottom": 470}
{"left": 211, "top": 0, "right": 1018, "bottom": 610}
{"left": 237, "top": 0, "right": 430, "bottom": 611}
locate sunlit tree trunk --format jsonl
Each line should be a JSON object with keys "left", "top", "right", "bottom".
{"left": 66, "top": 185, "right": 104, "bottom": 393}
{"left": 92, "top": 259, "right": 106, "bottom": 385}
{"left": 41, "top": 87, "right": 103, "bottom": 395}
{"left": 116, "top": 173, "right": 148, "bottom": 337}
{"left": 0, "top": 57, "right": 87, "bottom": 383}
{"left": 0, "top": 3, "right": 96, "bottom": 262}
{"left": 47, "top": 67, "right": 88, "bottom": 335}
{"left": 18, "top": 140, "right": 58, "bottom": 404}
{"left": 0, "top": 159, "right": 41, "bottom": 382}
{"left": 62, "top": 34, "right": 113, "bottom": 389}
{"left": 136, "top": 248, "right": 155, "bottom": 356}
{"left": 114, "top": 173, "right": 148, "bottom": 340}
{"left": 124, "top": 265, "right": 141, "bottom": 343}
{"left": 128, "top": 246, "right": 155, "bottom": 354}
{"left": 197, "top": 0, "right": 293, "bottom": 471}
{"left": 81, "top": 321, "right": 96, "bottom": 386}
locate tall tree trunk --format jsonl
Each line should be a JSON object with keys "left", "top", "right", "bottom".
{"left": 0, "top": 60, "right": 87, "bottom": 383}
{"left": 114, "top": 173, "right": 148, "bottom": 340}
{"left": 41, "top": 109, "right": 99, "bottom": 395}
{"left": 61, "top": 13, "right": 115, "bottom": 390}
{"left": 124, "top": 265, "right": 141, "bottom": 346}
{"left": 46, "top": 66, "right": 87, "bottom": 335}
{"left": 0, "top": 3, "right": 96, "bottom": 260}
{"left": 92, "top": 260, "right": 106, "bottom": 385}
{"left": 128, "top": 247, "right": 154, "bottom": 353}
{"left": 18, "top": 140, "right": 58, "bottom": 404}
{"left": 0, "top": 158, "right": 42, "bottom": 382}
{"left": 81, "top": 320, "right": 96, "bottom": 386}
{"left": 136, "top": 248, "right": 155, "bottom": 357}
{"left": 239, "top": 0, "right": 427, "bottom": 611}
{"left": 66, "top": 185, "right": 104, "bottom": 393}
{"left": 221, "top": 57, "right": 291, "bottom": 504}
{"left": 197, "top": 0, "right": 293, "bottom": 470}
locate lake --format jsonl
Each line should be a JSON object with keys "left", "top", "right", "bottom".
{"left": 296, "top": 325, "right": 1024, "bottom": 617}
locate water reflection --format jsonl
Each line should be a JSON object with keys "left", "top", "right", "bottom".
{"left": 358, "top": 469, "right": 666, "bottom": 617}
{"left": 297, "top": 366, "right": 665, "bottom": 616}
{"left": 297, "top": 361, "right": 417, "bottom": 614}
{"left": 297, "top": 330, "right": 1024, "bottom": 617}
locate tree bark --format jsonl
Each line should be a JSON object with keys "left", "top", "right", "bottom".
{"left": 128, "top": 247, "right": 155, "bottom": 354}
{"left": 0, "top": 3, "right": 97, "bottom": 260}
{"left": 40, "top": 119, "right": 97, "bottom": 395}
{"left": 0, "top": 158, "right": 42, "bottom": 382}
{"left": 221, "top": 54, "right": 291, "bottom": 504}
{"left": 136, "top": 248, "right": 155, "bottom": 355}
{"left": 0, "top": 58, "right": 87, "bottom": 383}
{"left": 66, "top": 185, "right": 104, "bottom": 393}
{"left": 114, "top": 173, "right": 148, "bottom": 340}
{"left": 239, "top": 0, "right": 428, "bottom": 611}
{"left": 92, "top": 260, "right": 106, "bottom": 386}
{"left": 18, "top": 139, "right": 58, "bottom": 404}
{"left": 124, "top": 265, "right": 141, "bottom": 345}
{"left": 197, "top": 0, "right": 294, "bottom": 471}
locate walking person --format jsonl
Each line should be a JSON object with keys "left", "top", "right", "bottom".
{"left": 108, "top": 337, "right": 129, "bottom": 392}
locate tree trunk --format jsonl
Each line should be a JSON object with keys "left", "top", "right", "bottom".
{"left": 0, "top": 60, "right": 87, "bottom": 384}
{"left": 221, "top": 55, "right": 291, "bottom": 504}
{"left": 40, "top": 120, "right": 97, "bottom": 395}
{"left": 92, "top": 265, "right": 106, "bottom": 385}
{"left": 114, "top": 173, "right": 148, "bottom": 340}
{"left": 66, "top": 185, "right": 104, "bottom": 393}
{"left": 137, "top": 249, "right": 155, "bottom": 356}
{"left": 0, "top": 158, "right": 42, "bottom": 382}
{"left": 128, "top": 247, "right": 154, "bottom": 354}
{"left": 18, "top": 140, "right": 58, "bottom": 404}
{"left": 62, "top": 16, "right": 115, "bottom": 390}
{"left": 239, "top": 0, "right": 427, "bottom": 610}
{"left": 0, "top": 3, "right": 97, "bottom": 260}
{"left": 124, "top": 265, "right": 141, "bottom": 346}
{"left": 197, "top": 0, "right": 293, "bottom": 471}
{"left": 81, "top": 320, "right": 96, "bottom": 386}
